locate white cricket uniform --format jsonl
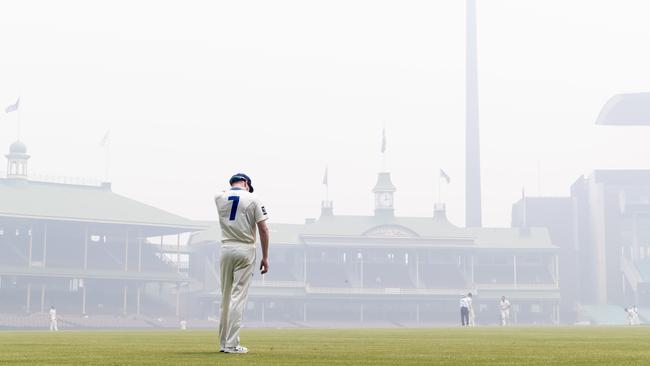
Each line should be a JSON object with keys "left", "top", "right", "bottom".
{"left": 49, "top": 308, "right": 58, "bottom": 331}
{"left": 632, "top": 307, "right": 640, "bottom": 325}
{"left": 215, "top": 187, "right": 268, "bottom": 349}
{"left": 627, "top": 308, "right": 635, "bottom": 325}
{"left": 500, "top": 299, "right": 511, "bottom": 326}
{"left": 469, "top": 304, "right": 476, "bottom": 327}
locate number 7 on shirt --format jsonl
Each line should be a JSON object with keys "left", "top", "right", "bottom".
{"left": 228, "top": 196, "right": 240, "bottom": 221}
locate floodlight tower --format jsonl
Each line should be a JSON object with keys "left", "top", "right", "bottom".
{"left": 465, "top": 0, "right": 483, "bottom": 227}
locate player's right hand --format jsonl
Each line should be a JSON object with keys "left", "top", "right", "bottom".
{"left": 260, "top": 258, "right": 269, "bottom": 274}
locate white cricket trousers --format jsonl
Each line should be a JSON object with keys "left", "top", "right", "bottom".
{"left": 50, "top": 319, "right": 58, "bottom": 331}
{"left": 219, "top": 244, "right": 255, "bottom": 349}
{"left": 500, "top": 310, "right": 510, "bottom": 326}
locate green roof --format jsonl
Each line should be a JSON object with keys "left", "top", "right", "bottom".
{"left": 301, "top": 214, "right": 470, "bottom": 239}
{"left": 189, "top": 211, "right": 555, "bottom": 250}
{"left": 0, "top": 178, "right": 206, "bottom": 232}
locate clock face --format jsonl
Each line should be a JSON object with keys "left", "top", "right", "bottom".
{"left": 377, "top": 192, "right": 393, "bottom": 207}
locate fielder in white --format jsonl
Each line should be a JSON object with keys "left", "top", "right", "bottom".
{"left": 469, "top": 303, "right": 476, "bottom": 327}
{"left": 215, "top": 173, "right": 269, "bottom": 354}
{"left": 625, "top": 307, "right": 635, "bottom": 326}
{"left": 49, "top": 306, "right": 58, "bottom": 331}
{"left": 500, "top": 296, "right": 511, "bottom": 326}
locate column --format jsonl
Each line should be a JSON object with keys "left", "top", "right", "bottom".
{"left": 303, "top": 302, "right": 307, "bottom": 323}
{"left": 138, "top": 230, "right": 143, "bottom": 272}
{"left": 123, "top": 286, "right": 128, "bottom": 315}
{"left": 82, "top": 286, "right": 87, "bottom": 315}
{"left": 26, "top": 283, "right": 32, "bottom": 313}
{"left": 513, "top": 255, "right": 517, "bottom": 288}
{"left": 124, "top": 230, "right": 129, "bottom": 272}
{"left": 303, "top": 250, "right": 307, "bottom": 283}
{"left": 83, "top": 226, "right": 88, "bottom": 270}
{"left": 470, "top": 254, "right": 475, "bottom": 284}
{"left": 261, "top": 301, "right": 265, "bottom": 323}
{"left": 359, "top": 253, "right": 364, "bottom": 287}
{"left": 415, "top": 252, "right": 420, "bottom": 288}
{"left": 554, "top": 254, "right": 560, "bottom": 288}
{"left": 28, "top": 225, "right": 33, "bottom": 268}
{"left": 416, "top": 303, "right": 420, "bottom": 324}
{"left": 42, "top": 224, "right": 48, "bottom": 267}
{"left": 175, "top": 284, "right": 180, "bottom": 317}
{"left": 136, "top": 286, "right": 141, "bottom": 316}
{"left": 40, "top": 284, "right": 46, "bottom": 313}
{"left": 176, "top": 234, "right": 181, "bottom": 273}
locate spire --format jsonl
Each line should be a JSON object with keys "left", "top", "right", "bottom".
{"left": 5, "top": 141, "right": 30, "bottom": 180}
{"left": 373, "top": 172, "right": 396, "bottom": 218}
{"left": 465, "top": 0, "right": 483, "bottom": 227}
{"left": 380, "top": 124, "right": 387, "bottom": 171}
{"left": 321, "top": 165, "right": 333, "bottom": 216}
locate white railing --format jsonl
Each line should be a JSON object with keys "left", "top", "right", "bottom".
{"left": 1, "top": 170, "right": 103, "bottom": 187}
{"left": 305, "top": 286, "right": 466, "bottom": 296}
{"left": 28, "top": 173, "right": 103, "bottom": 187}
{"left": 475, "top": 283, "right": 558, "bottom": 290}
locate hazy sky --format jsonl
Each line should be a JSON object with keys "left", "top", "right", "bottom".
{"left": 1, "top": 0, "right": 650, "bottom": 227}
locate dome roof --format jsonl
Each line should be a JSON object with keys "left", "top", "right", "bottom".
{"left": 9, "top": 140, "right": 27, "bottom": 154}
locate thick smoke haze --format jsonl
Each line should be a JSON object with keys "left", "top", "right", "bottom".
{"left": 1, "top": 0, "right": 650, "bottom": 227}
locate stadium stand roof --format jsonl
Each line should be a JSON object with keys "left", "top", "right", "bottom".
{"left": 189, "top": 211, "right": 555, "bottom": 249}
{"left": 0, "top": 178, "right": 206, "bottom": 232}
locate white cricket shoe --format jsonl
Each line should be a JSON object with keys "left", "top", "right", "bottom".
{"left": 224, "top": 346, "right": 248, "bottom": 354}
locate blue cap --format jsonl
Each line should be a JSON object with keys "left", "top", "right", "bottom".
{"left": 229, "top": 173, "right": 254, "bottom": 193}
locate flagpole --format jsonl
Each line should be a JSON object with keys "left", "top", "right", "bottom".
{"left": 438, "top": 172, "right": 442, "bottom": 204}
{"left": 326, "top": 183, "right": 329, "bottom": 203}
{"left": 17, "top": 104, "right": 21, "bottom": 140}
{"left": 105, "top": 140, "right": 110, "bottom": 182}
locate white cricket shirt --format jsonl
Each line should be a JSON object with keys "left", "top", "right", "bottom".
{"left": 215, "top": 187, "right": 268, "bottom": 245}
{"left": 500, "top": 300, "right": 511, "bottom": 310}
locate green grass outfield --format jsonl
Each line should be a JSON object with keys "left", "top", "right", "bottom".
{"left": 1, "top": 327, "right": 650, "bottom": 366}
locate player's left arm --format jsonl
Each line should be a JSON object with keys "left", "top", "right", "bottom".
{"left": 253, "top": 198, "right": 270, "bottom": 274}
{"left": 257, "top": 220, "right": 270, "bottom": 274}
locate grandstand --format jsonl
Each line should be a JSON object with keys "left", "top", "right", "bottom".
{"left": 0, "top": 141, "right": 206, "bottom": 327}
{"left": 0, "top": 140, "right": 561, "bottom": 327}
{"left": 188, "top": 172, "right": 561, "bottom": 326}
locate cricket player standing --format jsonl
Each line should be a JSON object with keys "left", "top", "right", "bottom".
{"left": 500, "top": 296, "right": 511, "bottom": 326}
{"left": 625, "top": 307, "right": 635, "bottom": 325}
{"left": 215, "top": 173, "right": 269, "bottom": 354}
{"left": 460, "top": 293, "right": 473, "bottom": 327}
{"left": 49, "top": 306, "right": 58, "bottom": 331}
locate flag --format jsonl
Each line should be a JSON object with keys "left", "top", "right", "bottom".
{"left": 99, "top": 130, "right": 110, "bottom": 147}
{"left": 322, "top": 166, "right": 328, "bottom": 185}
{"left": 5, "top": 98, "right": 19, "bottom": 113}
{"left": 381, "top": 127, "right": 386, "bottom": 153}
{"left": 440, "top": 169, "right": 450, "bottom": 184}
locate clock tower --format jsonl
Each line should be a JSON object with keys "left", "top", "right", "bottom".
{"left": 373, "top": 172, "right": 396, "bottom": 218}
